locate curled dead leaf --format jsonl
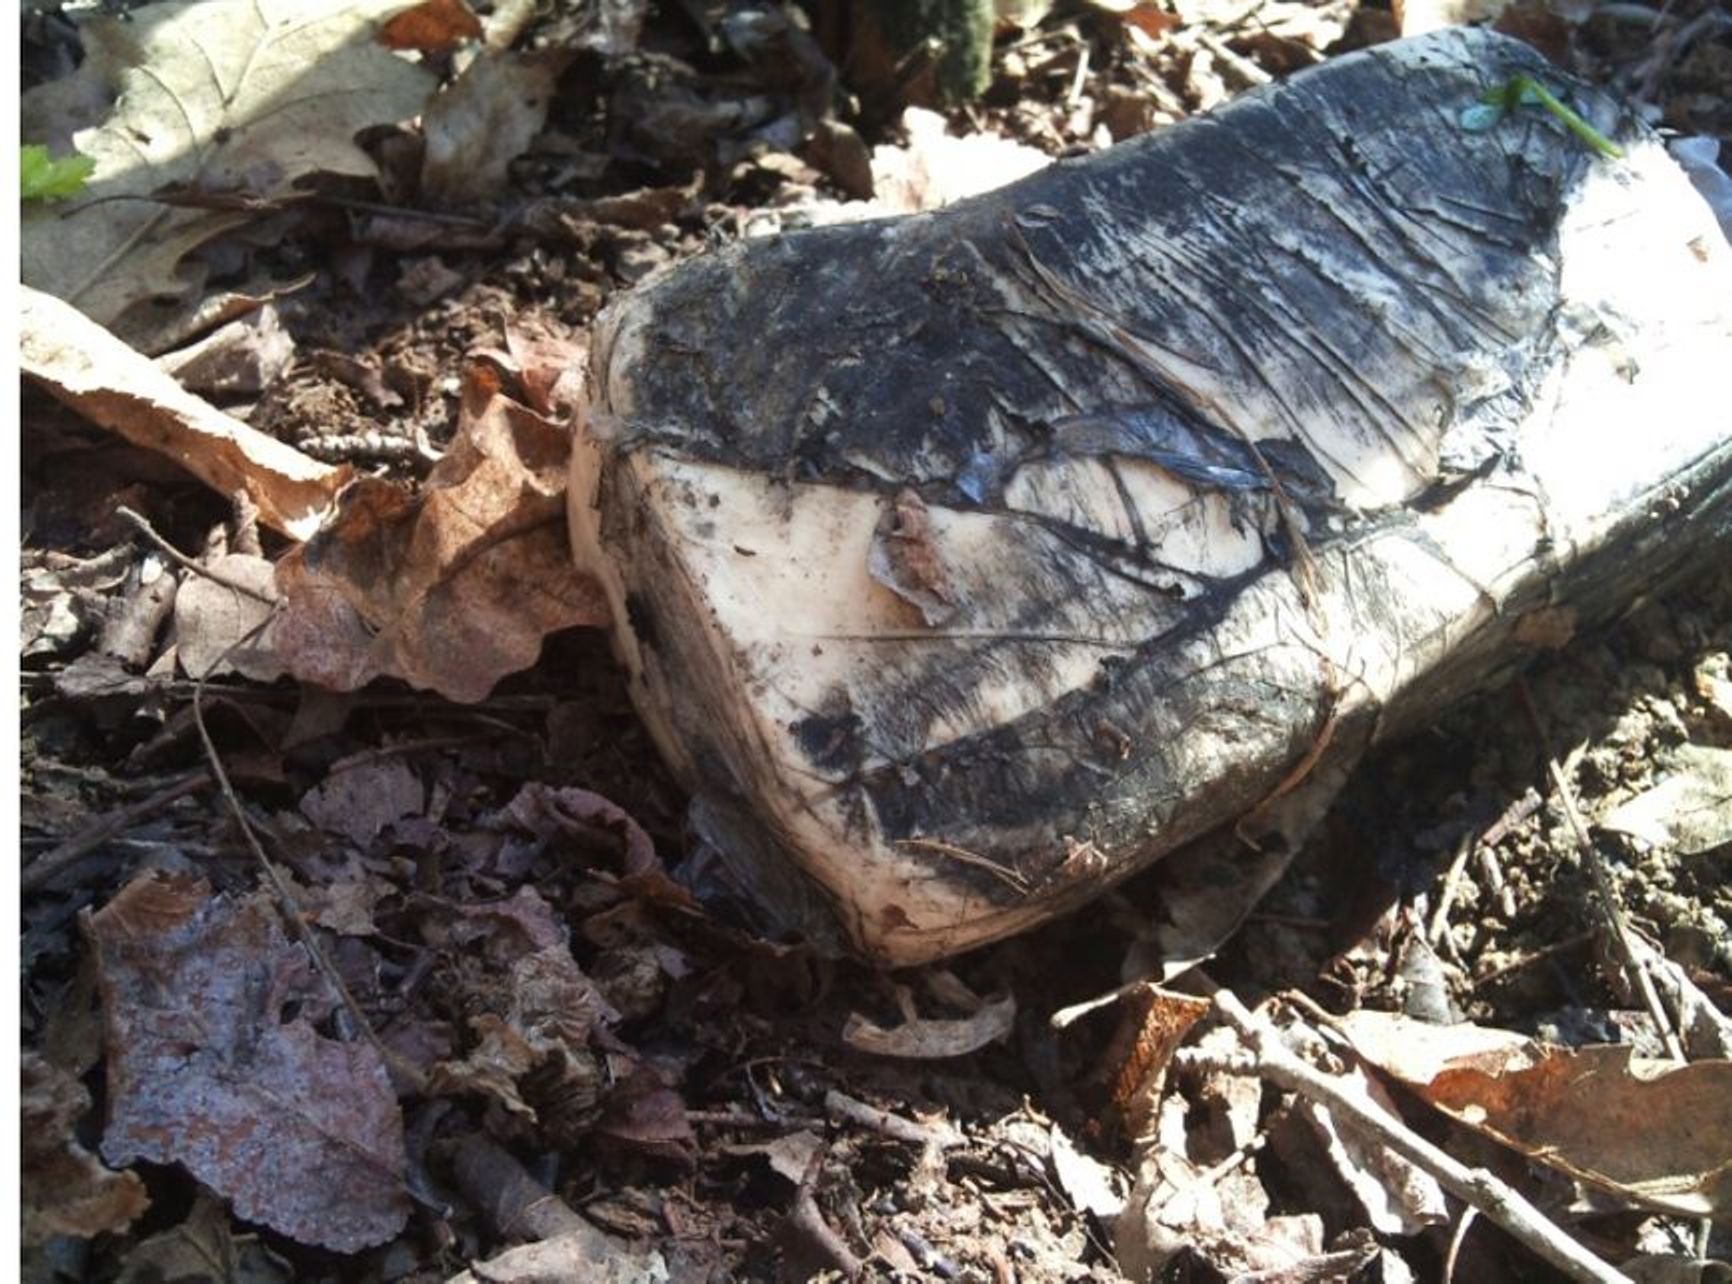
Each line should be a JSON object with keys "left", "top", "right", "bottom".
{"left": 843, "top": 992, "right": 1016, "bottom": 1059}
{"left": 273, "top": 366, "right": 608, "bottom": 701}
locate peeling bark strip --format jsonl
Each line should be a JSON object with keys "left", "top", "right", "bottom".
{"left": 572, "top": 30, "right": 1732, "bottom": 964}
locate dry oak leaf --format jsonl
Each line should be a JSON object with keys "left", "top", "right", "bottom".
{"left": 1338, "top": 1010, "right": 1732, "bottom": 1219}
{"left": 86, "top": 870, "right": 411, "bottom": 1253}
{"left": 272, "top": 368, "right": 608, "bottom": 702}
{"left": 20, "top": 0, "right": 436, "bottom": 328}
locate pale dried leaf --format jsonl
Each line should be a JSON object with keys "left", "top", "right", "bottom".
{"left": 172, "top": 553, "right": 284, "bottom": 681}
{"left": 20, "top": 0, "right": 435, "bottom": 327}
{"left": 21, "top": 1053, "right": 151, "bottom": 1244}
{"left": 446, "top": 1230, "right": 670, "bottom": 1284}
{"left": 1050, "top": 1123, "right": 1127, "bottom": 1220}
{"left": 421, "top": 50, "right": 562, "bottom": 206}
{"left": 88, "top": 871, "right": 411, "bottom": 1252}
{"left": 868, "top": 108, "right": 1050, "bottom": 214}
{"left": 1599, "top": 744, "right": 1732, "bottom": 855}
{"left": 723, "top": 1130, "right": 826, "bottom": 1185}
{"left": 155, "top": 305, "right": 297, "bottom": 396}
{"left": 21, "top": 286, "right": 349, "bottom": 539}
{"left": 843, "top": 992, "right": 1015, "bottom": 1058}
{"left": 1339, "top": 1010, "right": 1732, "bottom": 1218}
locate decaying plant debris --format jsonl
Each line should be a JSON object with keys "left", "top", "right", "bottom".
{"left": 19, "top": 1, "right": 1732, "bottom": 1281}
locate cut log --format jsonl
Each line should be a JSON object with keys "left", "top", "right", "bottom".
{"left": 570, "top": 29, "right": 1732, "bottom": 965}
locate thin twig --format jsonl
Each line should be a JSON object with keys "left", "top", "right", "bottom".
{"left": 1517, "top": 681, "right": 1685, "bottom": 1063}
{"left": 316, "top": 193, "right": 495, "bottom": 228}
{"left": 115, "top": 506, "right": 279, "bottom": 604}
{"left": 788, "top": 1141, "right": 863, "bottom": 1279}
{"left": 1472, "top": 931, "right": 1595, "bottom": 992}
{"left": 1477, "top": 843, "right": 1518, "bottom": 919}
{"left": 22, "top": 771, "right": 212, "bottom": 893}
{"left": 1209, "top": 986, "right": 1632, "bottom": 1284}
{"left": 1428, "top": 827, "right": 1479, "bottom": 948}
{"left": 1443, "top": 1205, "right": 1479, "bottom": 1284}
{"left": 893, "top": 837, "right": 1029, "bottom": 894}
{"left": 825, "top": 1089, "right": 961, "bottom": 1150}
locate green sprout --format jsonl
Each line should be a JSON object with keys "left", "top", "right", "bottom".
{"left": 21, "top": 144, "right": 96, "bottom": 202}
{"left": 1459, "top": 73, "right": 1623, "bottom": 161}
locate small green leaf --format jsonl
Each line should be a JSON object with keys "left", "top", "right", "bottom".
{"left": 21, "top": 144, "right": 96, "bottom": 202}
{"left": 1463, "top": 75, "right": 1624, "bottom": 161}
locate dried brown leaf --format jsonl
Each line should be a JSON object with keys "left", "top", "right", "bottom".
{"left": 273, "top": 368, "right": 608, "bottom": 701}
{"left": 379, "top": 0, "right": 482, "bottom": 52}
{"left": 426, "top": 1012, "right": 542, "bottom": 1117}
{"left": 471, "top": 316, "right": 589, "bottom": 420}
{"left": 21, "top": 1053, "right": 151, "bottom": 1244}
{"left": 1339, "top": 1010, "right": 1732, "bottom": 1218}
{"left": 87, "top": 871, "right": 411, "bottom": 1252}
{"left": 1105, "top": 984, "right": 1212, "bottom": 1136}
{"left": 505, "top": 781, "right": 659, "bottom": 876}
{"left": 300, "top": 757, "right": 426, "bottom": 845}
{"left": 421, "top": 889, "right": 613, "bottom": 1131}
{"left": 21, "top": 287, "right": 349, "bottom": 539}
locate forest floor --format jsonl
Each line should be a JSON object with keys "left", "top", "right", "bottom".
{"left": 19, "top": 1, "right": 1732, "bottom": 1280}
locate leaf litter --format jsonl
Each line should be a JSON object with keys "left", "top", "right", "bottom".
{"left": 19, "top": 0, "right": 1732, "bottom": 1279}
